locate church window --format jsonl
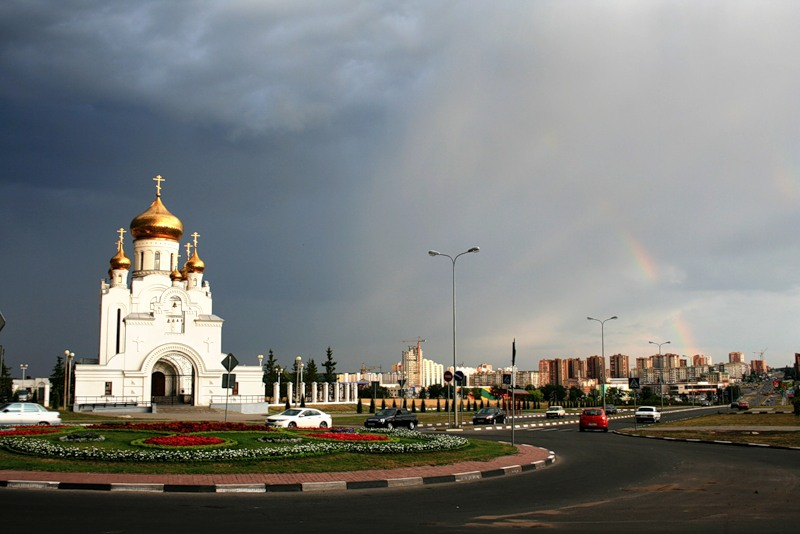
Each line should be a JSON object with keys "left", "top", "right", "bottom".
{"left": 154, "top": 251, "right": 161, "bottom": 270}
{"left": 105, "top": 382, "right": 113, "bottom": 396}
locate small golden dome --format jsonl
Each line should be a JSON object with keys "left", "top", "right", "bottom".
{"left": 170, "top": 268, "right": 183, "bottom": 281}
{"left": 185, "top": 249, "right": 205, "bottom": 273}
{"left": 110, "top": 243, "right": 131, "bottom": 271}
{"left": 130, "top": 196, "right": 184, "bottom": 241}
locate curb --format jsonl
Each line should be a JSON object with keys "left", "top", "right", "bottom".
{"left": 0, "top": 446, "right": 556, "bottom": 494}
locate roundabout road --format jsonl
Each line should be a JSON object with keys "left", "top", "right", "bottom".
{"left": 1, "top": 409, "right": 797, "bottom": 533}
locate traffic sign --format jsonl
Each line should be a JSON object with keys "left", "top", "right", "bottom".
{"left": 221, "top": 353, "right": 239, "bottom": 372}
{"left": 454, "top": 370, "right": 465, "bottom": 384}
{"left": 443, "top": 370, "right": 453, "bottom": 382}
{"left": 502, "top": 374, "right": 511, "bottom": 385}
{"left": 628, "top": 377, "right": 640, "bottom": 390}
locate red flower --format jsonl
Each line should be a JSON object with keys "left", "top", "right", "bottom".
{"left": 0, "top": 427, "right": 63, "bottom": 437}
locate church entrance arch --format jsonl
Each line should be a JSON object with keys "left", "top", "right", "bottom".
{"left": 150, "top": 352, "right": 195, "bottom": 405}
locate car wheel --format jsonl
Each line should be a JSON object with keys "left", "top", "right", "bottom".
{"left": 408, "top": 421, "right": 416, "bottom": 430}
{"left": 579, "top": 427, "right": 585, "bottom": 432}
{"left": 386, "top": 422, "right": 394, "bottom": 430}
{"left": 288, "top": 422, "right": 297, "bottom": 428}
{"left": 603, "top": 428, "right": 608, "bottom": 432}
{"left": 319, "top": 421, "right": 328, "bottom": 428}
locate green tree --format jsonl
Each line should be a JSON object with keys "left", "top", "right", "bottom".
{"left": 49, "top": 355, "right": 66, "bottom": 409}
{"left": 369, "top": 397, "right": 376, "bottom": 413}
{"left": 322, "top": 347, "right": 337, "bottom": 383}
{"left": 305, "top": 359, "right": 319, "bottom": 384}
{"left": 356, "top": 399, "right": 363, "bottom": 413}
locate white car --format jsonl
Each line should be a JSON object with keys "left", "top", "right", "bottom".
{"left": 545, "top": 405, "right": 566, "bottom": 419}
{"left": 265, "top": 408, "right": 332, "bottom": 429}
{"left": 0, "top": 402, "right": 62, "bottom": 426}
{"left": 634, "top": 405, "right": 661, "bottom": 423}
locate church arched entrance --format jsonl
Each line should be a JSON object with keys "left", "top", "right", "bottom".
{"left": 150, "top": 353, "right": 195, "bottom": 405}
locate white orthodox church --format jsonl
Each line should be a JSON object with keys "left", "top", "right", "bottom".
{"left": 73, "top": 176, "right": 263, "bottom": 410}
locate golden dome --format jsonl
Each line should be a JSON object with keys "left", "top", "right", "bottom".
{"left": 109, "top": 243, "right": 131, "bottom": 271}
{"left": 130, "top": 196, "right": 184, "bottom": 241}
{"left": 170, "top": 268, "right": 183, "bottom": 281}
{"left": 185, "top": 249, "right": 205, "bottom": 273}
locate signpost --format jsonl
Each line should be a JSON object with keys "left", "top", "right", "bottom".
{"left": 221, "top": 353, "right": 238, "bottom": 421}
{"left": 443, "top": 370, "right": 453, "bottom": 427}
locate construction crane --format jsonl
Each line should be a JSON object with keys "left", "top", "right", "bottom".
{"left": 401, "top": 337, "right": 426, "bottom": 355}
{"left": 753, "top": 348, "right": 767, "bottom": 360}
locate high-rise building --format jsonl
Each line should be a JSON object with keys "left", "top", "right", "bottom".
{"left": 586, "top": 355, "right": 606, "bottom": 381}
{"left": 609, "top": 353, "right": 629, "bottom": 378}
{"left": 729, "top": 352, "right": 745, "bottom": 363}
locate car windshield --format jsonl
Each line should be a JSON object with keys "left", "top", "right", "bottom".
{"left": 548, "top": 406, "right": 563, "bottom": 410}
{"left": 584, "top": 409, "right": 603, "bottom": 416}
{"left": 375, "top": 409, "right": 396, "bottom": 416}
{"left": 477, "top": 408, "right": 494, "bottom": 415}
{"left": 279, "top": 409, "right": 303, "bottom": 416}
{"left": 639, "top": 407, "right": 654, "bottom": 412}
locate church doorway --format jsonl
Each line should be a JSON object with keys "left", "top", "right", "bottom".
{"left": 151, "top": 354, "right": 195, "bottom": 405}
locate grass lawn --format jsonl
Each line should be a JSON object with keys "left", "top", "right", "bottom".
{"left": 621, "top": 412, "right": 800, "bottom": 448}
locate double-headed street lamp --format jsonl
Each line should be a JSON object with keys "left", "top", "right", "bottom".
{"left": 429, "top": 246, "right": 480, "bottom": 428}
{"left": 587, "top": 315, "right": 617, "bottom": 409}
{"left": 649, "top": 340, "right": 671, "bottom": 410}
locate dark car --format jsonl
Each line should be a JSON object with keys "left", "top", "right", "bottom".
{"left": 579, "top": 408, "right": 609, "bottom": 432}
{"left": 604, "top": 404, "right": 618, "bottom": 415}
{"left": 364, "top": 408, "right": 418, "bottom": 430}
{"left": 472, "top": 407, "right": 506, "bottom": 425}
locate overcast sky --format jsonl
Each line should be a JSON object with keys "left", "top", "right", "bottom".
{"left": 2, "top": 1, "right": 800, "bottom": 379}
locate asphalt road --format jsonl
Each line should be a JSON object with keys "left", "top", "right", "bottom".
{"left": 2, "top": 409, "right": 797, "bottom": 533}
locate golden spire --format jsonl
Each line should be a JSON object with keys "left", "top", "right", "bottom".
{"left": 185, "top": 231, "right": 206, "bottom": 273}
{"left": 171, "top": 252, "right": 183, "bottom": 281}
{"left": 109, "top": 228, "right": 131, "bottom": 270}
{"left": 153, "top": 174, "right": 165, "bottom": 197}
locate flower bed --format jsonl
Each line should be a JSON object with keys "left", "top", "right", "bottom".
{"left": 307, "top": 432, "right": 389, "bottom": 442}
{"left": 142, "top": 435, "right": 226, "bottom": 447}
{"left": 0, "top": 429, "right": 468, "bottom": 462}
{"left": 88, "top": 421, "right": 268, "bottom": 433}
{"left": 0, "top": 427, "right": 64, "bottom": 437}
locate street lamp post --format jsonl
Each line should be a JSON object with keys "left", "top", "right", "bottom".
{"left": 257, "top": 354, "right": 265, "bottom": 401}
{"left": 649, "top": 340, "right": 670, "bottom": 410}
{"left": 429, "top": 246, "right": 480, "bottom": 428}
{"left": 587, "top": 316, "right": 617, "bottom": 409}
{"left": 295, "top": 356, "right": 305, "bottom": 406}
{"left": 20, "top": 363, "right": 27, "bottom": 381}
{"left": 63, "top": 351, "right": 74, "bottom": 410}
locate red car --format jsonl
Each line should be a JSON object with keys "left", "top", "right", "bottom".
{"left": 579, "top": 408, "right": 609, "bottom": 432}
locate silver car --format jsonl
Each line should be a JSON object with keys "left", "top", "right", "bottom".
{"left": 0, "top": 402, "right": 62, "bottom": 426}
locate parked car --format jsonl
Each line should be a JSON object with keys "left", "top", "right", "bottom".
{"left": 265, "top": 408, "right": 332, "bottom": 429}
{"left": 736, "top": 401, "right": 750, "bottom": 410}
{"left": 579, "top": 408, "right": 609, "bottom": 432}
{"left": 604, "top": 404, "right": 618, "bottom": 415}
{"left": 363, "top": 408, "right": 418, "bottom": 430}
{"left": 472, "top": 407, "right": 506, "bottom": 425}
{"left": 545, "top": 405, "right": 566, "bottom": 419}
{"left": 0, "top": 402, "right": 62, "bottom": 426}
{"left": 634, "top": 405, "right": 661, "bottom": 423}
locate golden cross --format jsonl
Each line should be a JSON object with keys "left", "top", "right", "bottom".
{"left": 184, "top": 242, "right": 192, "bottom": 258}
{"left": 191, "top": 232, "right": 200, "bottom": 249}
{"left": 153, "top": 175, "right": 165, "bottom": 196}
{"left": 116, "top": 227, "right": 126, "bottom": 245}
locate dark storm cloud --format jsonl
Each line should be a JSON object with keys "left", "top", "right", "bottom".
{"left": 2, "top": 1, "right": 800, "bottom": 378}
